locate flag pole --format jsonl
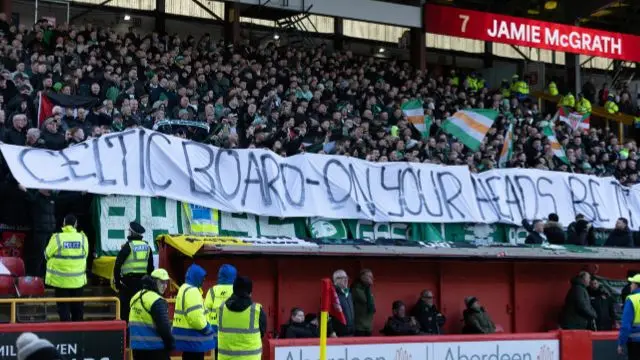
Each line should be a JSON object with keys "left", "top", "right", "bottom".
{"left": 319, "top": 278, "right": 331, "bottom": 360}
{"left": 319, "top": 311, "right": 328, "bottom": 360}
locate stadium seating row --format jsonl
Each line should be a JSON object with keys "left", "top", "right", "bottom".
{"left": 0, "top": 257, "right": 45, "bottom": 297}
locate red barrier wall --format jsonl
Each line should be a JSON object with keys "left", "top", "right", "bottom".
{"left": 163, "top": 252, "right": 632, "bottom": 336}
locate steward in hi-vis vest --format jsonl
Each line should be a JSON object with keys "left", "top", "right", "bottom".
{"left": 113, "top": 221, "right": 154, "bottom": 324}
{"left": 204, "top": 264, "right": 237, "bottom": 353}
{"left": 217, "top": 276, "right": 267, "bottom": 360}
{"left": 129, "top": 269, "right": 174, "bottom": 360}
{"left": 45, "top": 213, "right": 88, "bottom": 322}
{"left": 618, "top": 274, "right": 640, "bottom": 359}
{"left": 172, "top": 264, "right": 215, "bottom": 360}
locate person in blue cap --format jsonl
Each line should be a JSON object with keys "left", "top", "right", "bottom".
{"left": 172, "top": 264, "right": 214, "bottom": 360}
{"left": 204, "top": 264, "right": 237, "bottom": 358}
{"left": 113, "top": 221, "right": 154, "bottom": 324}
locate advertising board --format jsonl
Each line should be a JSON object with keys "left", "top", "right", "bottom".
{"left": 0, "top": 321, "right": 125, "bottom": 360}
{"left": 274, "top": 339, "right": 559, "bottom": 360}
{"left": 424, "top": 4, "right": 640, "bottom": 62}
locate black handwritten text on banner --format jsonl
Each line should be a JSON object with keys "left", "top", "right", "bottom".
{"left": 0, "top": 129, "right": 480, "bottom": 223}
{"left": 3, "top": 129, "right": 640, "bottom": 227}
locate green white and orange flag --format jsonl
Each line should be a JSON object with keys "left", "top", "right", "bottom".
{"left": 498, "top": 122, "right": 514, "bottom": 168}
{"left": 401, "top": 99, "right": 429, "bottom": 135}
{"left": 542, "top": 125, "right": 569, "bottom": 164}
{"left": 442, "top": 109, "right": 499, "bottom": 151}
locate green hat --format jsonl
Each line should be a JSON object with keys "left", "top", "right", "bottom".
{"left": 53, "top": 82, "right": 63, "bottom": 92}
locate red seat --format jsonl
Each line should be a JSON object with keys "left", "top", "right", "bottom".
{"left": 0, "top": 275, "right": 16, "bottom": 296}
{"left": 17, "top": 277, "right": 44, "bottom": 297}
{"left": 0, "top": 257, "right": 25, "bottom": 277}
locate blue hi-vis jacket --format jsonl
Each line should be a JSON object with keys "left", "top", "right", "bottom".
{"left": 619, "top": 289, "right": 640, "bottom": 345}
{"left": 172, "top": 264, "right": 215, "bottom": 352}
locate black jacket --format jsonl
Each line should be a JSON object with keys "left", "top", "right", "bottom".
{"left": 560, "top": 276, "right": 597, "bottom": 330}
{"left": 25, "top": 190, "right": 57, "bottom": 232}
{"left": 567, "top": 220, "right": 596, "bottom": 246}
{"left": 224, "top": 294, "right": 267, "bottom": 338}
{"left": 381, "top": 316, "right": 421, "bottom": 336}
{"left": 3, "top": 127, "right": 26, "bottom": 145}
{"left": 281, "top": 321, "right": 318, "bottom": 339}
{"left": 139, "top": 277, "right": 174, "bottom": 350}
{"left": 589, "top": 286, "right": 616, "bottom": 331}
{"left": 544, "top": 221, "right": 566, "bottom": 245}
{"left": 462, "top": 307, "right": 496, "bottom": 334}
{"left": 332, "top": 286, "right": 355, "bottom": 337}
{"left": 113, "top": 235, "right": 155, "bottom": 288}
{"left": 40, "top": 130, "right": 66, "bottom": 150}
{"left": 522, "top": 219, "right": 547, "bottom": 244}
{"left": 411, "top": 300, "right": 445, "bottom": 334}
{"left": 605, "top": 228, "right": 633, "bottom": 247}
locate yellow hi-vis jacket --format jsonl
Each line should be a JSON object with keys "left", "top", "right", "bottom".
{"left": 218, "top": 302, "right": 262, "bottom": 360}
{"left": 204, "top": 284, "right": 234, "bottom": 327}
{"left": 45, "top": 225, "right": 88, "bottom": 289}
{"left": 122, "top": 240, "right": 152, "bottom": 275}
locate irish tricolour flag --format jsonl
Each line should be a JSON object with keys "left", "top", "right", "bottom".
{"left": 442, "top": 109, "right": 499, "bottom": 151}
{"left": 498, "top": 122, "right": 514, "bottom": 168}
{"left": 401, "top": 99, "right": 428, "bottom": 135}
{"left": 542, "top": 125, "right": 569, "bottom": 164}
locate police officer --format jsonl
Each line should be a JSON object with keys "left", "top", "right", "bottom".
{"left": 619, "top": 274, "right": 640, "bottom": 359}
{"left": 575, "top": 93, "right": 592, "bottom": 114}
{"left": 45, "top": 214, "right": 88, "bottom": 321}
{"left": 605, "top": 94, "right": 619, "bottom": 115}
{"left": 113, "top": 222, "right": 154, "bottom": 324}
{"left": 129, "top": 269, "right": 174, "bottom": 360}
{"left": 548, "top": 81, "right": 559, "bottom": 96}
{"left": 172, "top": 264, "right": 214, "bottom": 360}
{"left": 218, "top": 276, "right": 266, "bottom": 360}
{"left": 204, "top": 264, "right": 237, "bottom": 357}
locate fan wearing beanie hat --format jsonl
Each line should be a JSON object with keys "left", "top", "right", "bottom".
{"left": 16, "top": 333, "right": 62, "bottom": 360}
{"left": 461, "top": 296, "right": 496, "bottom": 334}
{"left": 217, "top": 276, "right": 267, "bottom": 360}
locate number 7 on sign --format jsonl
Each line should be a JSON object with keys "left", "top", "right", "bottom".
{"left": 459, "top": 14, "right": 470, "bottom": 33}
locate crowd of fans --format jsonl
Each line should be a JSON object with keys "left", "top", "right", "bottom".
{"left": 0, "top": 16, "right": 639, "bottom": 188}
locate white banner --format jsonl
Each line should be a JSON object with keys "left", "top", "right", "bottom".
{"left": 473, "top": 168, "right": 640, "bottom": 229}
{"left": 2, "top": 128, "right": 640, "bottom": 228}
{"left": 0, "top": 129, "right": 478, "bottom": 223}
{"left": 274, "top": 339, "right": 559, "bottom": 360}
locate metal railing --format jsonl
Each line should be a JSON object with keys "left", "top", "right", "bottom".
{"left": 0, "top": 296, "right": 121, "bottom": 323}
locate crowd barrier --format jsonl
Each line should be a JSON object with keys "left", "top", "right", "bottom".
{"left": 269, "top": 330, "right": 625, "bottom": 360}
{"left": 0, "top": 296, "right": 121, "bottom": 323}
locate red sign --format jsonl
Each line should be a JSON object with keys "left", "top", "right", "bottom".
{"left": 424, "top": 4, "right": 640, "bottom": 62}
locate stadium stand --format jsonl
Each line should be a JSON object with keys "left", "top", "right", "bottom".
{"left": 0, "top": 275, "right": 16, "bottom": 297}
{"left": 0, "top": 257, "right": 26, "bottom": 278}
{"left": 16, "top": 276, "right": 45, "bottom": 297}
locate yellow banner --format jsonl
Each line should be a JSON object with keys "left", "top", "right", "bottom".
{"left": 158, "top": 235, "right": 250, "bottom": 257}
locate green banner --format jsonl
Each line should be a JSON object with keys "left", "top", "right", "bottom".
{"left": 95, "top": 195, "right": 619, "bottom": 256}
{"left": 94, "top": 196, "right": 183, "bottom": 256}
{"left": 219, "top": 212, "right": 307, "bottom": 238}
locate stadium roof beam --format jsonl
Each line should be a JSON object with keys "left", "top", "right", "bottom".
{"left": 69, "top": 0, "right": 113, "bottom": 23}
{"left": 509, "top": 45, "right": 531, "bottom": 62}
{"left": 191, "top": 0, "right": 224, "bottom": 22}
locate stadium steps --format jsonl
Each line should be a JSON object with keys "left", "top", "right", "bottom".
{"left": 0, "top": 285, "right": 118, "bottom": 323}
